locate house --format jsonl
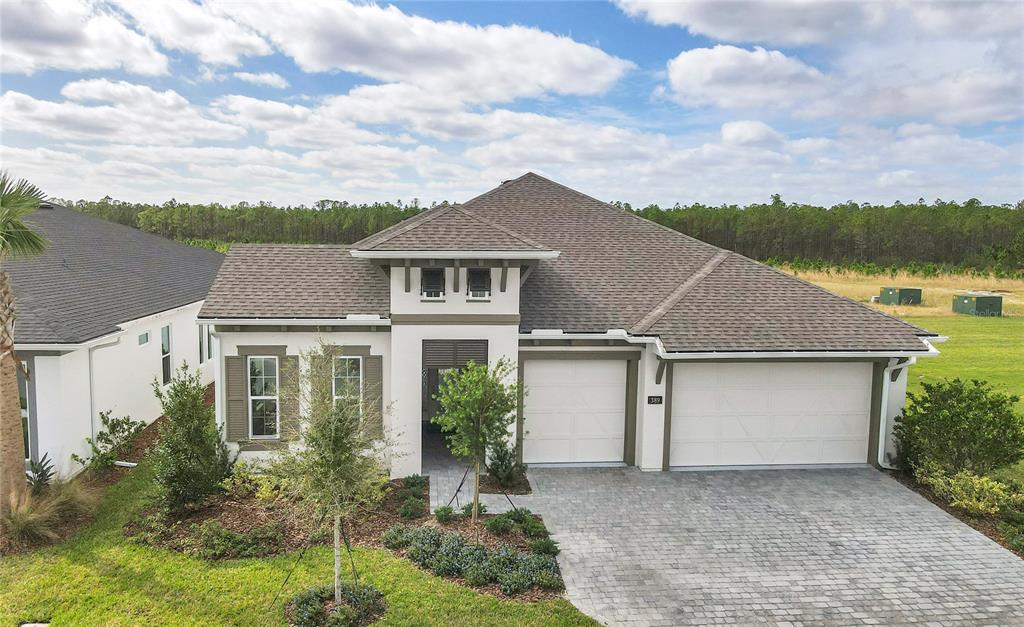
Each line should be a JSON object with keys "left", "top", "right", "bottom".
{"left": 10, "top": 203, "right": 223, "bottom": 476}
{"left": 199, "top": 173, "right": 940, "bottom": 476}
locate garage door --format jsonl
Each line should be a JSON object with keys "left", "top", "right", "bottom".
{"left": 523, "top": 359, "right": 626, "bottom": 464}
{"left": 669, "top": 362, "right": 873, "bottom": 467}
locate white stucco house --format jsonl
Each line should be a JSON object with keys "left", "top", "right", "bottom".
{"left": 10, "top": 203, "right": 223, "bottom": 476}
{"left": 199, "top": 173, "right": 941, "bottom": 477}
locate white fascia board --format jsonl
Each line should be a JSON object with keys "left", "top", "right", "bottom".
{"left": 15, "top": 329, "right": 125, "bottom": 352}
{"left": 198, "top": 317, "right": 390, "bottom": 327}
{"left": 350, "top": 249, "right": 559, "bottom": 260}
{"left": 119, "top": 299, "right": 205, "bottom": 328}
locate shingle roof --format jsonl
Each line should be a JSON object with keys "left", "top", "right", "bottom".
{"left": 199, "top": 245, "right": 389, "bottom": 319}
{"left": 199, "top": 173, "right": 935, "bottom": 352}
{"left": 354, "top": 204, "right": 550, "bottom": 252}
{"left": 8, "top": 204, "right": 224, "bottom": 344}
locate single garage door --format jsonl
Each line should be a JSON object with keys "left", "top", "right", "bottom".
{"left": 670, "top": 362, "right": 873, "bottom": 467}
{"left": 523, "top": 359, "right": 626, "bottom": 464}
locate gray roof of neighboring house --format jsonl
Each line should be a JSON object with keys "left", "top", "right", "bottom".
{"left": 8, "top": 204, "right": 223, "bottom": 345}
{"left": 200, "top": 173, "right": 935, "bottom": 353}
{"left": 201, "top": 245, "right": 389, "bottom": 319}
{"left": 354, "top": 203, "right": 550, "bottom": 252}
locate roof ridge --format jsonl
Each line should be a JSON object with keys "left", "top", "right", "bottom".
{"left": 450, "top": 205, "right": 547, "bottom": 250}
{"left": 631, "top": 250, "right": 732, "bottom": 334}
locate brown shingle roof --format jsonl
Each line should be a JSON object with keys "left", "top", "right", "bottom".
{"left": 355, "top": 204, "right": 549, "bottom": 252}
{"left": 200, "top": 173, "right": 934, "bottom": 353}
{"left": 199, "top": 245, "right": 388, "bottom": 319}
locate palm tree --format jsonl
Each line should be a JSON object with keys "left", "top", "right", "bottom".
{"left": 0, "top": 171, "right": 47, "bottom": 522}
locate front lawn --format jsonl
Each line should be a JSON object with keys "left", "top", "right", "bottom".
{"left": 0, "top": 462, "right": 595, "bottom": 626}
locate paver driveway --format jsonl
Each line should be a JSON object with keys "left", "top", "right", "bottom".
{"left": 516, "top": 467, "right": 1024, "bottom": 626}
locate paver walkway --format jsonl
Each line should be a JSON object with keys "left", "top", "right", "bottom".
{"left": 423, "top": 448, "right": 1024, "bottom": 626}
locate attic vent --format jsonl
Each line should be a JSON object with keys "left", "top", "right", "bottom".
{"left": 38, "top": 202, "right": 54, "bottom": 210}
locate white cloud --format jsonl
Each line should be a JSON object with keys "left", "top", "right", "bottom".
{"left": 616, "top": 0, "right": 885, "bottom": 45}
{"left": 213, "top": 94, "right": 388, "bottom": 148}
{"left": 233, "top": 72, "right": 289, "bottom": 89}
{"left": 1, "top": 80, "right": 245, "bottom": 145}
{"left": 112, "top": 0, "right": 271, "bottom": 65}
{"left": 215, "top": 0, "right": 634, "bottom": 104}
{"left": 720, "top": 121, "right": 783, "bottom": 147}
{"left": 667, "top": 46, "right": 826, "bottom": 109}
{"left": 0, "top": 0, "right": 167, "bottom": 75}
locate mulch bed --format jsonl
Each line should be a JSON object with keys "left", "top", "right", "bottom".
{"left": 479, "top": 473, "right": 532, "bottom": 496}
{"left": 889, "top": 470, "right": 1022, "bottom": 558}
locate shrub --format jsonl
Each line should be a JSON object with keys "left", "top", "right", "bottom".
{"left": 399, "top": 496, "right": 426, "bottom": 520}
{"left": 462, "top": 561, "right": 494, "bottom": 587}
{"left": 427, "top": 533, "right": 467, "bottom": 577}
{"left": 1, "top": 491, "right": 58, "bottom": 547}
{"left": 528, "top": 537, "right": 560, "bottom": 556}
{"left": 288, "top": 582, "right": 385, "bottom": 627}
{"left": 381, "top": 525, "right": 412, "bottom": 550}
{"left": 459, "top": 502, "right": 485, "bottom": 518}
{"left": 536, "top": 570, "right": 564, "bottom": 591}
{"left": 484, "top": 514, "right": 514, "bottom": 535}
{"left": 915, "top": 461, "right": 1024, "bottom": 517}
{"left": 219, "top": 460, "right": 262, "bottom": 499}
{"left": 26, "top": 453, "right": 55, "bottom": 495}
{"left": 506, "top": 507, "right": 534, "bottom": 526}
{"left": 497, "top": 568, "right": 532, "bottom": 596}
{"left": 403, "top": 474, "right": 427, "bottom": 494}
{"left": 486, "top": 438, "right": 527, "bottom": 488}
{"left": 521, "top": 518, "right": 549, "bottom": 539}
{"left": 152, "top": 366, "right": 232, "bottom": 510}
{"left": 406, "top": 527, "right": 443, "bottom": 566}
{"left": 894, "top": 379, "right": 1024, "bottom": 474}
{"left": 999, "top": 521, "right": 1024, "bottom": 553}
{"left": 47, "top": 479, "right": 100, "bottom": 521}
{"left": 192, "top": 520, "right": 283, "bottom": 560}
{"left": 71, "top": 410, "right": 145, "bottom": 473}
{"left": 434, "top": 505, "right": 455, "bottom": 524}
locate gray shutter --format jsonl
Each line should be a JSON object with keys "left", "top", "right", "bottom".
{"left": 279, "top": 355, "right": 299, "bottom": 441}
{"left": 365, "top": 355, "right": 384, "bottom": 438}
{"left": 456, "top": 340, "right": 488, "bottom": 367}
{"left": 422, "top": 340, "right": 488, "bottom": 369}
{"left": 224, "top": 356, "right": 247, "bottom": 442}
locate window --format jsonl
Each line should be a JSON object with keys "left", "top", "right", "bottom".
{"left": 206, "top": 325, "right": 214, "bottom": 361}
{"left": 18, "top": 361, "right": 30, "bottom": 461}
{"left": 467, "top": 268, "right": 491, "bottom": 299}
{"left": 198, "top": 326, "right": 205, "bottom": 364}
{"left": 333, "top": 356, "right": 363, "bottom": 412}
{"left": 138, "top": 332, "right": 149, "bottom": 346}
{"left": 421, "top": 268, "right": 445, "bottom": 299}
{"left": 160, "top": 325, "right": 172, "bottom": 385}
{"left": 248, "top": 356, "right": 279, "bottom": 438}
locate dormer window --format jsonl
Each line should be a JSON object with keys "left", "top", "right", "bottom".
{"left": 467, "top": 268, "right": 491, "bottom": 300}
{"left": 421, "top": 268, "right": 445, "bottom": 300}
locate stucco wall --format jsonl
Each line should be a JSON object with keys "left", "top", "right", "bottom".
{"left": 390, "top": 266, "right": 520, "bottom": 315}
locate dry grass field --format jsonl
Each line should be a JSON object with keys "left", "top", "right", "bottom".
{"left": 783, "top": 268, "right": 1024, "bottom": 318}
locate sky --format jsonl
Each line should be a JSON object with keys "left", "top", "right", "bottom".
{"left": 1, "top": 0, "right": 1023, "bottom": 207}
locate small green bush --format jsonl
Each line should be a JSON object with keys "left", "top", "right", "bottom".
{"left": 497, "top": 569, "right": 532, "bottom": 596}
{"left": 403, "top": 474, "right": 427, "bottom": 494}
{"left": 462, "top": 561, "right": 493, "bottom": 587}
{"left": 536, "top": 570, "right": 564, "bottom": 591}
{"left": 381, "top": 525, "right": 412, "bottom": 550}
{"left": 46, "top": 479, "right": 100, "bottom": 521}
{"left": 434, "top": 505, "right": 454, "bottom": 524}
{"left": 1, "top": 491, "right": 58, "bottom": 547}
{"left": 288, "top": 582, "right": 385, "bottom": 627}
{"left": 999, "top": 521, "right": 1024, "bottom": 553}
{"left": 528, "top": 537, "right": 560, "bottom": 556}
{"left": 915, "top": 461, "right": 1024, "bottom": 517}
{"left": 894, "top": 379, "right": 1024, "bottom": 474}
{"left": 459, "top": 502, "right": 486, "bottom": 518}
{"left": 26, "top": 454, "right": 54, "bottom": 496}
{"left": 521, "top": 519, "right": 549, "bottom": 539}
{"left": 486, "top": 439, "right": 527, "bottom": 488}
{"left": 484, "top": 514, "right": 514, "bottom": 535}
{"left": 192, "top": 520, "right": 283, "bottom": 560}
{"left": 71, "top": 410, "right": 145, "bottom": 473}
{"left": 399, "top": 496, "right": 426, "bottom": 520}
{"left": 219, "top": 461, "right": 263, "bottom": 499}
{"left": 506, "top": 507, "right": 533, "bottom": 526}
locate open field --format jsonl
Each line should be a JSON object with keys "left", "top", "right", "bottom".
{"left": 783, "top": 267, "right": 1024, "bottom": 318}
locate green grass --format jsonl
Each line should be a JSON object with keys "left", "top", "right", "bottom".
{"left": 0, "top": 464, "right": 595, "bottom": 626}
{"left": 902, "top": 316, "right": 1024, "bottom": 410}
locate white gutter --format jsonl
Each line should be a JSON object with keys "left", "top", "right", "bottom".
{"left": 350, "top": 249, "right": 560, "bottom": 260}
{"left": 198, "top": 316, "right": 391, "bottom": 327}
{"left": 877, "top": 356, "right": 917, "bottom": 469}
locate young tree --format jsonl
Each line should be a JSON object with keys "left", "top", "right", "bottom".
{"left": 432, "top": 358, "right": 518, "bottom": 523}
{"left": 0, "top": 172, "right": 47, "bottom": 522}
{"left": 275, "top": 342, "right": 389, "bottom": 604}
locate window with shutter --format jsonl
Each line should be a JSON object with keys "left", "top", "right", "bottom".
{"left": 467, "top": 268, "right": 491, "bottom": 299}
{"left": 421, "top": 268, "right": 445, "bottom": 299}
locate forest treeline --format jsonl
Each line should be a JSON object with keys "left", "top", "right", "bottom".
{"left": 57, "top": 194, "right": 1023, "bottom": 272}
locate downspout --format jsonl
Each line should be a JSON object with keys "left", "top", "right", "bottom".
{"left": 87, "top": 336, "right": 122, "bottom": 441}
{"left": 877, "top": 356, "right": 916, "bottom": 469}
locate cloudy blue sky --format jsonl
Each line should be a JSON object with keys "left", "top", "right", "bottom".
{"left": 2, "top": 0, "right": 1022, "bottom": 206}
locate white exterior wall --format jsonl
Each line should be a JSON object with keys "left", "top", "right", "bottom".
{"left": 636, "top": 348, "right": 667, "bottom": 470}
{"left": 213, "top": 329, "right": 391, "bottom": 458}
{"left": 25, "top": 301, "right": 213, "bottom": 477}
{"left": 390, "top": 266, "right": 520, "bottom": 315}
{"left": 882, "top": 366, "right": 910, "bottom": 466}
{"left": 390, "top": 323, "right": 518, "bottom": 477}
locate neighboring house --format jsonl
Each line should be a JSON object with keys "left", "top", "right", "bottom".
{"left": 10, "top": 203, "right": 223, "bottom": 476}
{"left": 199, "top": 173, "right": 940, "bottom": 477}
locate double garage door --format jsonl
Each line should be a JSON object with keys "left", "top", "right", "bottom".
{"left": 522, "top": 358, "right": 873, "bottom": 467}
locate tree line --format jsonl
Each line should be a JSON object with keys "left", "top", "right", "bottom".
{"left": 56, "top": 194, "right": 1023, "bottom": 272}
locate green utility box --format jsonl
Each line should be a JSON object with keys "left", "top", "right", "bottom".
{"left": 952, "top": 292, "right": 1003, "bottom": 316}
{"left": 879, "top": 287, "right": 922, "bottom": 305}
